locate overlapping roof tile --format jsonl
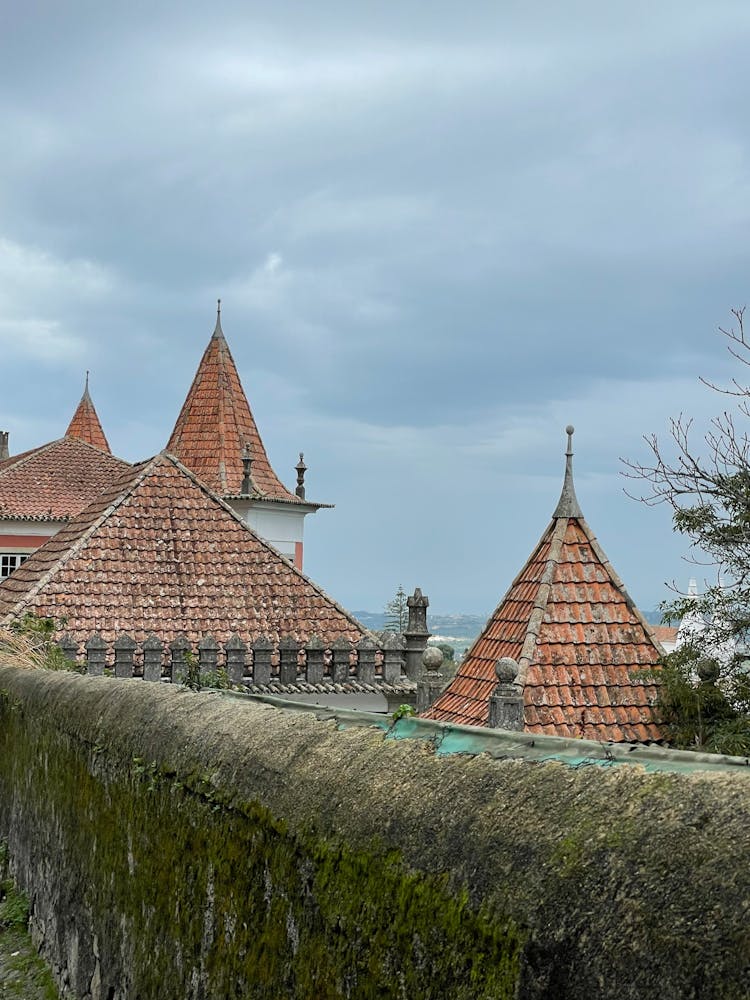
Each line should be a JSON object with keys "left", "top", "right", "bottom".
{"left": 64, "top": 377, "right": 111, "bottom": 453}
{"left": 424, "top": 428, "right": 664, "bottom": 743}
{"left": 0, "top": 452, "right": 367, "bottom": 647}
{"left": 166, "top": 306, "right": 301, "bottom": 501}
{"left": 0, "top": 437, "right": 129, "bottom": 521}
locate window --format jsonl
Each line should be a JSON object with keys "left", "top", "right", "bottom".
{"left": 0, "top": 554, "right": 27, "bottom": 580}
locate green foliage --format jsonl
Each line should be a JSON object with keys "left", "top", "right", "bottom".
{"left": 0, "top": 880, "right": 29, "bottom": 931}
{"left": 0, "top": 841, "right": 59, "bottom": 999}
{"left": 645, "top": 643, "right": 750, "bottom": 755}
{"left": 383, "top": 585, "right": 408, "bottom": 633}
{"left": 391, "top": 703, "right": 416, "bottom": 722}
{"left": 7, "top": 614, "right": 77, "bottom": 672}
{"left": 177, "top": 651, "right": 229, "bottom": 692}
{"left": 435, "top": 642, "right": 455, "bottom": 662}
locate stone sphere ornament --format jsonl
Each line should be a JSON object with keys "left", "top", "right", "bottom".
{"left": 422, "top": 646, "right": 444, "bottom": 671}
{"left": 495, "top": 657, "right": 519, "bottom": 684}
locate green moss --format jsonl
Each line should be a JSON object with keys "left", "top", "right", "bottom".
{"left": 2, "top": 667, "right": 750, "bottom": 1000}
{"left": 0, "top": 852, "right": 59, "bottom": 1000}
{"left": 0, "top": 702, "right": 522, "bottom": 999}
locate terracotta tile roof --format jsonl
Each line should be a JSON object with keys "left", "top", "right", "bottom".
{"left": 0, "top": 452, "right": 366, "bottom": 647}
{"left": 166, "top": 307, "right": 301, "bottom": 501}
{"left": 650, "top": 625, "right": 678, "bottom": 645}
{"left": 0, "top": 437, "right": 130, "bottom": 521}
{"left": 64, "top": 378, "right": 111, "bottom": 453}
{"left": 424, "top": 429, "right": 664, "bottom": 743}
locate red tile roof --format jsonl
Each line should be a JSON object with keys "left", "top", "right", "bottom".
{"left": 651, "top": 625, "right": 678, "bottom": 645}
{"left": 0, "top": 452, "right": 366, "bottom": 646}
{"left": 64, "top": 379, "right": 111, "bottom": 453}
{"left": 166, "top": 308, "right": 301, "bottom": 501}
{"left": 424, "top": 431, "right": 664, "bottom": 743}
{"left": 0, "top": 437, "right": 130, "bottom": 521}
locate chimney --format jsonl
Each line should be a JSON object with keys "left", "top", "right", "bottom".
{"left": 0, "top": 431, "right": 8, "bottom": 461}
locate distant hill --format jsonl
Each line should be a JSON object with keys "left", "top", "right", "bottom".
{"left": 354, "top": 607, "right": 667, "bottom": 641}
{"left": 643, "top": 610, "right": 664, "bottom": 625}
{"left": 353, "top": 610, "right": 487, "bottom": 651}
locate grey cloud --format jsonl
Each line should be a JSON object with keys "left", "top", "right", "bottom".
{"left": 1, "top": 1, "right": 749, "bottom": 610}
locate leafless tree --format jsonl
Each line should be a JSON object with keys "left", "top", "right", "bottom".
{"left": 623, "top": 308, "right": 750, "bottom": 642}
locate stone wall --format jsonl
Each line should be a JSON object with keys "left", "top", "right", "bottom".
{"left": 0, "top": 664, "right": 748, "bottom": 999}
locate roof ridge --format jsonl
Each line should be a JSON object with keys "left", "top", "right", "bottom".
{"left": 4, "top": 459, "right": 153, "bottom": 618}
{"left": 515, "top": 517, "right": 569, "bottom": 691}
{"left": 159, "top": 451, "right": 370, "bottom": 636}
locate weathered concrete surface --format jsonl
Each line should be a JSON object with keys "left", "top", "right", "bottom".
{"left": 0, "top": 664, "right": 749, "bottom": 999}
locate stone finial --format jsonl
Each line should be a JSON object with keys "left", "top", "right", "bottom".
{"left": 406, "top": 588, "right": 429, "bottom": 631}
{"left": 422, "top": 646, "right": 444, "bottom": 672}
{"left": 416, "top": 645, "right": 446, "bottom": 713}
{"left": 404, "top": 587, "right": 431, "bottom": 681}
{"left": 552, "top": 424, "right": 583, "bottom": 519}
{"left": 252, "top": 635, "right": 273, "bottom": 685}
{"left": 142, "top": 635, "right": 164, "bottom": 682}
{"left": 0, "top": 431, "right": 8, "bottom": 462}
{"left": 495, "top": 656, "right": 519, "bottom": 685}
{"left": 225, "top": 634, "right": 247, "bottom": 685}
{"left": 295, "top": 452, "right": 307, "bottom": 499}
{"left": 241, "top": 443, "right": 253, "bottom": 495}
{"left": 213, "top": 298, "right": 224, "bottom": 339}
{"left": 331, "top": 635, "right": 352, "bottom": 684}
{"left": 198, "top": 634, "right": 220, "bottom": 675}
{"left": 279, "top": 634, "right": 299, "bottom": 685}
{"left": 382, "top": 631, "right": 404, "bottom": 684}
{"left": 57, "top": 633, "right": 79, "bottom": 666}
{"left": 113, "top": 634, "right": 137, "bottom": 678}
{"left": 305, "top": 635, "right": 325, "bottom": 684}
{"left": 356, "top": 635, "right": 377, "bottom": 684}
{"left": 167, "top": 635, "right": 190, "bottom": 683}
{"left": 488, "top": 656, "right": 523, "bottom": 731}
{"left": 85, "top": 633, "right": 107, "bottom": 676}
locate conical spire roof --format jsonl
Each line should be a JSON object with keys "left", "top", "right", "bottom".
{"left": 65, "top": 374, "right": 111, "bottom": 453}
{"left": 166, "top": 304, "right": 299, "bottom": 500}
{"left": 424, "top": 427, "right": 664, "bottom": 742}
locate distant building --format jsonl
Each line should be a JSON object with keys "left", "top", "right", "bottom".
{"left": 0, "top": 379, "right": 129, "bottom": 580}
{"left": 166, "top": 303, "right": 329, "bottom": 569}
{"left": 423, "top": 427, "right": 664, "bottom": 743}
{"left": 0, "top": 451, "right": 365, "bottom": 648}
{"left": 651, "top": 625, "right": 678, "bottom": 653}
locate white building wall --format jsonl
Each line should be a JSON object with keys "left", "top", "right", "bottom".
{"left": 225, "top": 499, "right": 309, "bottom": 567}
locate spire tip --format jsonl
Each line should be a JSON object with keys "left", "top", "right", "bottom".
{"left": 552, "top": 424, "right": 583, "bottom": 519}
{"left": 213, "top": 299, "right": 224, "bottom": 338}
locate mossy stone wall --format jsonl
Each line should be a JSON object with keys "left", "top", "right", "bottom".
{"left": 0, "top": 665, "right": 749, "bottom": 999}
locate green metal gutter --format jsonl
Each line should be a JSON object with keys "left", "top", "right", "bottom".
{"left": 219, "top": 689, "right": 750, "bottom": 775}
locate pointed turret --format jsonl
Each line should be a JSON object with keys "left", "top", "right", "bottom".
{"left": 423, "top": 426, "right": 664, "bottom": 743}
{"left": 65, "top": 373, "right": 111, "bottom": 454}
{"left": 166, "top": 303, "right": 298, "bottom": 499}
{"left": 552, "top": 424, "right": 583, "bottom": 518}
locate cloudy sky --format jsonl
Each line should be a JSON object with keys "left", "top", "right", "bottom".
{"left": 2, "top": 2, "right": 749, "bottom": 615}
